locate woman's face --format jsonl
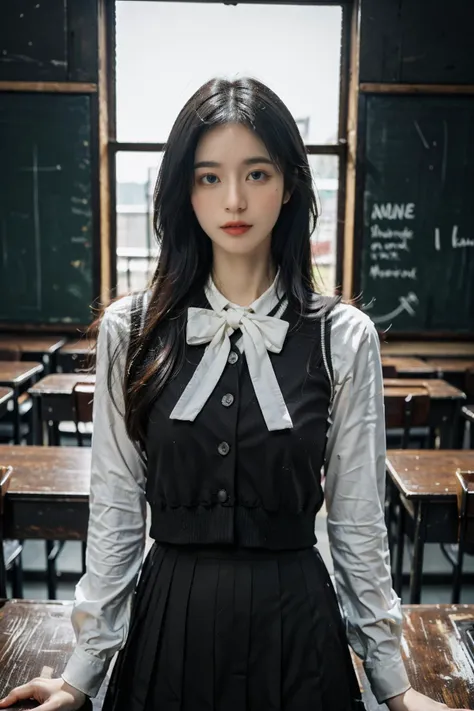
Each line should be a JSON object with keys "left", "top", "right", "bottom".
{"left": 191, "top": 123, "right": 289, "bottom": 258}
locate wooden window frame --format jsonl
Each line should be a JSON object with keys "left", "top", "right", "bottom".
{"left": 106, "top": 0, "right": 353, "bottom": 296}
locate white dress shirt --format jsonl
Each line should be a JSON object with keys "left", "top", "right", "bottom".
{"left": 61, "top": 279, "right": 410, "bottom": 704}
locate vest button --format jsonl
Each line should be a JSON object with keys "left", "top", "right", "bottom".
{"left": 218, "top": 441, "right": 230, "bottom": 456}
{"left": 228, "top": 351, "right": 239, "bottom": 365}
{"left": 221, "top": 393, "right": 234, "bottom": 407}
{"left": 217, "top": 488, "right": 228, "bottom": 503}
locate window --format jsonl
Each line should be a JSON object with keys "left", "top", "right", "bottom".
{"left": 113, "top": 1, "right": 348, "bottom": 296}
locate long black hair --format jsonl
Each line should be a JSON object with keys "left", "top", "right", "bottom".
{"left": 122, "top": 77, "right": 325, "bottom": 445}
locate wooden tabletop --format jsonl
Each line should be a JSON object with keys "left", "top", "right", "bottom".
{"left": 60, "top": 337, "right": 97, "bottom": 356}
{"left": 383, "top": 378, "right": 466, "bottom": 400}
{"left": 0, "top": 445, "right": 91, "bottom": 497}
{"left": 0, "top": 361, "right": 44, "bottom": 387}
{"left": 381, "top": 341, "right": 474, "bottom": 357}
{"left": 384, "top": 386, "right": 429, "bottom": 398}
{"left": 1, "top": 602, "right": 474, "bottom": 711}
{"left": 353, "top": 604, "right": 474, "bottom": 709}
{"left": 0, "top": 387, "right": 13, "bottom": 408}
{"left": 382, "top": 356, "right": 436, "bottom": 375}
{"left": 0, "top": 334, "right": 66, "bottom": 354}
{"left": 29, "top": 373, "right": 96, "bottom": 397}
{"left": 386, "top": 450, "right": 474, "bottom": 499}
{"left": 0, "top": 600, "right": 108, "bottom": 709}
{"left": 425, "top": 358, "right": 474, "bottom": 373}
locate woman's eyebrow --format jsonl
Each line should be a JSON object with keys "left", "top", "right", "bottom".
{"left": 194, "top": 156, "right": 275, "bottom": 169}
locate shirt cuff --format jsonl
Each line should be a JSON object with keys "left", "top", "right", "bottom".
{"left": 61, "top": 647, "right": 110, "bottom": 698}
{"left": 364, "top": 654, "right": 411, "bottom": 703}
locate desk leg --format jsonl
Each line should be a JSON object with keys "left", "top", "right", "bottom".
{"left": 46, "top": 541, "right": 57, "bottom": 600}
{"left": 451, "top": 401, "right": 464, "bottom": 449}
{"left": 13, "top": 386, "right": 20, "bottom": 444}
{"left": 409, "top": 502, "right": 427, "bottom": 604}
{"left": 31, "top": 396, "right": 40, "bottom": 445}
{"left": 394, "top": 495, "right": 406, "bottom": 597}
{"left": 439, "top": 402, "right": 463, "bottom": 449}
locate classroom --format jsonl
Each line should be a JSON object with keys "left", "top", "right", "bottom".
{"left": 0, "top": 1, "right": 474, "bottom": 710}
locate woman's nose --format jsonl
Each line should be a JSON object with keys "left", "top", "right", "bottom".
{"left": 224, "top": 181, "right": 247, "bottom": 213}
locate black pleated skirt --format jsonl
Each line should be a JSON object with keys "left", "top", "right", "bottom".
{"left": 102, "top": 543, "right": 366, "bottom": 711}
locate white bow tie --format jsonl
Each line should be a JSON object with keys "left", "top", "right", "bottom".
{"left": 169, "top": 305, "right": 293, "bottom": 431}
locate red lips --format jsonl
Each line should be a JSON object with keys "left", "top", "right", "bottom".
{"left": 221, "top": 221, "right": 252, "bottom": 236}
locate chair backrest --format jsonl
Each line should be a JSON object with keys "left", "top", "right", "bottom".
{"left": 0, "top": 346, "right": 21, "bottom": 361}
{"left": 466, "top": 368, "right": 474, "bottom": 400}
{"left": 384, "top": 387, "right": 430, "bottom": 448}
{"left": 0, "top": 466, "right": 13, "bottom": 598}
{"left": 382, "top": 364, "right": 398, "bottom": 379}
{"left": 73, "top": 383, "right": 95, "bottom": 424}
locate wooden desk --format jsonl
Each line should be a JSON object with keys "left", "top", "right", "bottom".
{"left": 0, "top": 335, "right": 66, "bottom": 372}
{"left": 0, "top": 600, "right": 107, "bottom": 710}
{"left": 383, "top": 378, "right": 467, "bottom": 448}
{"left": 381, "top": 341, "right": 474, "bottom": 358}
{"left": 0, "top": 388, "right": 13, "bottom": 419}
{"left": 57, "top": 338, "right": 96, "bottom": 373}
{"left": 28, "top": 374, "right": 96, "bottom": 445}
{"left": 1, "top": 601, "right": 474, "bottom": 711}
{"left": 386, "top": 450, "right": 474, "bottom": 603}
{"left": 353, "top": 604, "right": 474, "bottom": 709}
{"left": 425, "top": 358, "right": 474, "bottom": 391}
{"left": 0, "top": 362, "right": 44, "bottom": 443}
{"left": 382, "top": 357, "right": 436, "bottom": 378}
{"left": 0, "top": 445, "right": 90, "bottom": 541}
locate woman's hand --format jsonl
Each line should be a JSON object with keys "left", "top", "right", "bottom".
{"left": 386, "top": 687, "right": 470, "bottom": 711}
{"left": 0, "top": 677, "right": 86, "bottom": 710}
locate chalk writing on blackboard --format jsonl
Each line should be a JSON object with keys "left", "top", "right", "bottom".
{"left": 369, "top": 202, "right": 417, "bottom": 281}
{"left": 365, "top": 292, "right": 419, "bottom": 325}
{"left": 435, "top": 225, "right": 474, "bottom": 250}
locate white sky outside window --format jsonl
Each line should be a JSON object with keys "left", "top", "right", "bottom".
{"left": 116, "top": 1, "right": 342, "bottom": 152}
{"left": 115, "top": 2, "right": 342, "bottom": 294}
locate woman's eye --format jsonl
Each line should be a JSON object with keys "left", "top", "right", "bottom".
{"left": 200, "top": 174, "right": 219, "bottom": 185}
{"left": 248, "top": 170, "right": 269, "bottom": 182}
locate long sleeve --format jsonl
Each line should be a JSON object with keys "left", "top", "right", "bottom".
{"left": 62, "top": 297, "right": 147, "bottom": 697}
{"left": 324, "top": 303, "right": 411, "bottom": 703}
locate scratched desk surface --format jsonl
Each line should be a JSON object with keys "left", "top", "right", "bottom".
{"left": 1, "top": 602, "right": 474, "bottom": 710}
{"left": 0, "top": 600, "right": 107, "bottom": 710}
{"left": 353, "top": 605, "right": 474, "bottom": 710}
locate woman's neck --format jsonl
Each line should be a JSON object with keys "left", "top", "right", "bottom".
{"left": 211, "top": 252, "right": 276, "bottom": 307}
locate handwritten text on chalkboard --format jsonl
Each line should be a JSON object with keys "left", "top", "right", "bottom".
{"left": 369, "top": 203, "right": 417, "bottom": 279}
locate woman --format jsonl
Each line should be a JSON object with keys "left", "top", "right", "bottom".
{"left": 0, "top": 78, "right": 467, "bottom": 711}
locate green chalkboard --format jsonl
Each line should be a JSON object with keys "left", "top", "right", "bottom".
{"left": 360, "top": 94, "right": 474, "bottom": 333}
{"left": 0, "top": 92, "right": 95, "bottom": 325}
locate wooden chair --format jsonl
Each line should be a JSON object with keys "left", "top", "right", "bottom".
{"left": 384, "top": 387, "right": 431, "bottom": 449}
{"left": 461, "top": 369, "right": 474, "bottom": 449}
{"left": 450, "top": 470, "right": 474, "bottom": 602}
{"left": 384, "top": 388, "right": 431, "bottom": 568}
{"left": 382, "top": 363, "right": 398, "bottom": 379}
{"left": 0, "top": 465, "right": 23, "bottom": 598}
{"left": 73, "top": 382, "right": 94, "bottom": 447}
{"left": 0, "top": 346, "right": 22, "bottom": 361}
{"left": 0, "top": 347, "right": 35, "bottom": 444}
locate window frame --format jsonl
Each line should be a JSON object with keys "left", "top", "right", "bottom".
{"left": 107, "top": 0, "right": 353, "bottom": 295}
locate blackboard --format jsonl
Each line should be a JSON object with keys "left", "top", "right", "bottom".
{"left": 360, "top": 94, "right": 474, "bottom": 333}
{"left": 0, "top": 93, "right": 95, "bottom": 325}
{"left": 0, "top": 0, "right": 98, "bottom": 82}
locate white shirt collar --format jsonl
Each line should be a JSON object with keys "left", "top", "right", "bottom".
{"left": 204, "top": 269, "right": 283, "bottom": 317}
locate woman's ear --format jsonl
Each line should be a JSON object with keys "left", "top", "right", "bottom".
{"left": 282, "top": 169, "right": 297, "bottom": 204}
